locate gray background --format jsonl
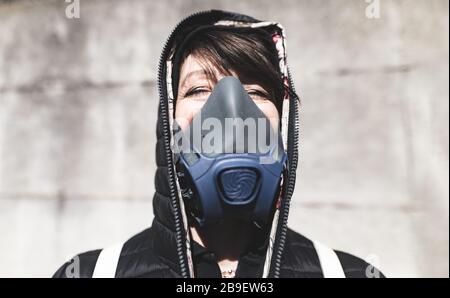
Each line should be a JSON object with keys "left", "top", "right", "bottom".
{"left": 0, "top": 0, "right": 448, "bottom": 277}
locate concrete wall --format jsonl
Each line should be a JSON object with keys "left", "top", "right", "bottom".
{"left": 0, "top": 0, "right": 448, "bottom": 277}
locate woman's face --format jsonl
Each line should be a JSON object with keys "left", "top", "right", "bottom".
{"left": 175, "top": 54, "right": 280, "bottom": 131}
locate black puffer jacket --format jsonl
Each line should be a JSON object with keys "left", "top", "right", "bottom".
{"left": 53, "top": 10, "right": 384, "bottom": 278}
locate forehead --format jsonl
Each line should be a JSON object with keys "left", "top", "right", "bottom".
{"left": 179, "top": 55, "right": 208, "bottom": 81}
{"left": 178, "top": 54, "right": 229, "bottom": 83}
{"left": 178, "top": 54, "right": 259, "bottom": 90}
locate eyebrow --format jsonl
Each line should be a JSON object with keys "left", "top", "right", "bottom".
{"left": 179, "top": 70, "right": 209, "bottom": 91}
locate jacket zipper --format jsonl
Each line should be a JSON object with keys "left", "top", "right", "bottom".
{"left": 271, "top": 67, "right": 300, "bottom": 277}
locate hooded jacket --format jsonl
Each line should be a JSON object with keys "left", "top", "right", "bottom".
{"left": 53, "top": 10, "right": 384, "bottom": 278}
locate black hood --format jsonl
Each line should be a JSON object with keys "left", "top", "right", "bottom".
{"left": 152, "top": 10, "right": 300, "bottom": 278}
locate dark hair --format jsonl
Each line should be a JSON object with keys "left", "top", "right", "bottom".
{"left": 172, "top": 26, "right": 285, "bottom": 114}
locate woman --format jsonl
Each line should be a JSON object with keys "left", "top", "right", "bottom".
{"left": 54, "top": 10, "right": 384, "bottom": 278}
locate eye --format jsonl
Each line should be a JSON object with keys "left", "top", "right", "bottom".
{"left": 183, "top": 86, "right": 211, "bottom": 100}
{"left": 247, "top": 89, "right": 270, "bottom": 101}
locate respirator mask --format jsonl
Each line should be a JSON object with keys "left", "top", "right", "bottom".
{"left": 174, "top": 76, "right": 286, "bottom": 227}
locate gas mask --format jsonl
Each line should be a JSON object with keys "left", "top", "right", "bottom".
{"left": 174, "top": 76, "right": 286, "bottom": 227}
